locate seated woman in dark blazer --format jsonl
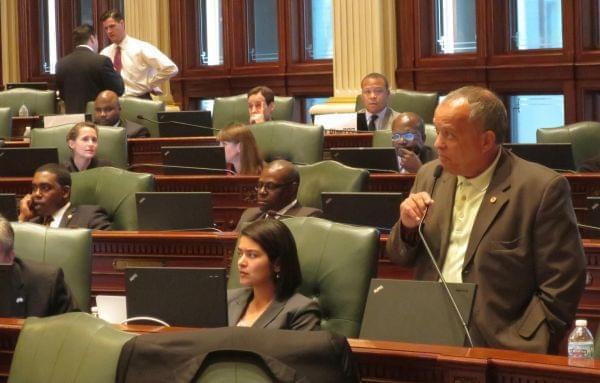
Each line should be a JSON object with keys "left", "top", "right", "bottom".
{"left": 216, "top": 123, "right": 263, "bottom": 175}
{"left": 64, "top": 122, "right": 111, "bottom": 172}
{"left": 228, "top": 219, "right": 321, "bottom": 330}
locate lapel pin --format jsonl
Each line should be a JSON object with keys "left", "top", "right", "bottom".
{"left": 67, "top": 214, "right": 73, "bottom": 220}
{"left": 490, "top": 196, "right": 497, "bottom": 204}
{"left": 16, "top": 297, "right": 24, "bottom": 304}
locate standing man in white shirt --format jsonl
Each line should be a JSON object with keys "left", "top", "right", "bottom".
{"left": 100, "top": 9, "right": 178, "bottom": 99}
{"left": 358, "top": 73, "right": 400, "bottom": 131}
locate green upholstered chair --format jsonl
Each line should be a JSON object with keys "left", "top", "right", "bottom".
{"left": 86, "top": 97, "right": 165, "bottom": 137}
{"left": 355, "top": 89, "right": 439, "bottom": 123}
{"left": 372, "top": 124, "right": 439, "bottom": 156}
{"left": 297, "top": 160, "right": 369, "bottom": 210}
{"left": 212, "top": 93, "right": 295, "bottom": 131}
{"left": 0, "top": 107, "right": 11, "bottom": 139}
{"left": 8, "top": 312, "right": 135, "bottom": 383}
{"left": 30, "top": 125, "right": 128, "bottom": 169}
{"left": 249, "top": 121, "right": 323, "bottom": 164}
{"left": 229, "top": 217, "right": 379, "bottom": 337}
{"left": 536, "top": 121, "right": 600, "bottom": 170}
{"left": 71, "top": 167, "right": 155, "bottom": 230}
{"left": 0, "top": 88, "right": 56, "bottom": 117}
{"left": 10, "top": 223, "right": 92, "bottom": 311}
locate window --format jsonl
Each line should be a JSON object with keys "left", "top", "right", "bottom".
{"left": 197, "top": 0, "right": 224, "bottom": 65}
{"left": 246, "top": 0, "right": 279, "bottom": 63}
{"left": 435, "top": 0, "right": 477, "bottom": 54}
{"left": 509, "top": 94, "right": 564, "bottom": 143}
{"left": 303, "top": 0, "right": 333, "bottom": 60}
{"left": 79, "top": 0, "right": 93, "bottom": 25}
{"left": 509, "top": 0, "right": 562, "bottom": 50}
{"left": 40, "top": 0, "right": 58, "bottom": 74}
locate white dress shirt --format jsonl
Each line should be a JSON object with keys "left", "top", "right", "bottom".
{"left": 100, "top": 35, "right": 178, "bottom": 97}
{"left": 49, "top": 202, "right": 71, "bottom": 228}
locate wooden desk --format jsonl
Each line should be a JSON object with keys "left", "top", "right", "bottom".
{"left": 10, "top": 116, "right": 40, "bottom": 138}
{"left": 1, "top": 318, "right": 599, "bottom": 383}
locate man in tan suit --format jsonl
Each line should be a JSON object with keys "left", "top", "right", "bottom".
{"left": 358, "top": 73, "right": 400, "bottom": 131}
{"left": 387, "top": 86, "right": 585, "bottom": 354}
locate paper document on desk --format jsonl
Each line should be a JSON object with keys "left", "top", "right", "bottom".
{"left": 314, "top": 113, "right": 357, "bottom": 132}
{"left": 96, "top": 295, "right": 127, "bottom": 323}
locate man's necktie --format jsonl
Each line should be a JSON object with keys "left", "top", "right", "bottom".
{"left": 42, "top": 216, "right": 53, "bottom": 226}
{"left": 368, "top": 114, "right": 378, "bottom": 131}
{"left": 114, "top": 46, "right": 122, "bottom": 73}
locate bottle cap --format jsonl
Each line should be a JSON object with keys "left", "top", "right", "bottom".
{"left": 575, "top": 319, "right": 587, "bottom": 327}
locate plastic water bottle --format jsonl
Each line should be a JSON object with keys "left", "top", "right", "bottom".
{"left": 18, "top": 104, "right": 29, "bottom": 117}
{"left": 567, "top": 319, "right": 594, "bottom": 359}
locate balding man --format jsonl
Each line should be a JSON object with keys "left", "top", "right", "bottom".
{"left": 391, "top": 112, "right": 435, "bottom": 173}
{"left": 236, "top": 160, "right": 322, "bottom": 231}
{"left": 93, "top": 90, "right": 150, "bottom": 138}
{"left": 387, "top": 86, "right": 585, "bottom": 354}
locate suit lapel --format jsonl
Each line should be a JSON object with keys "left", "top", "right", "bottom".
{"left": 59, "top": 206, "right": 76, "bottom": 228}
{"left": 428, "top": 171, "right": 457, "bottom": 269}
{"left": 252, "top": 298, "right": 286, "bottom": 328}
{"left": 463, "top": 151, "right": 511, "bottom": 269}
{"left": 228, "top": 288, "right": 252, "bottom": 326}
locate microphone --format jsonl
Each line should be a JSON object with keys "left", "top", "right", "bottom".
{"left": 265, "top": 210, "right": 296, "bottom": 219}
{"left": 136, "top": 115, "right": 221, "bottom": 132}
{"left": 128, "top": 163, "right": 236, "bottom": 175}
{"left": 417, "top": 165, "right": 475, "bottom": 348}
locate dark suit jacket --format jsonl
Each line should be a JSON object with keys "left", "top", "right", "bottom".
{"left": 30, "top": 204, "right": 112, "bottom": 230}
{"left": 0, "top": 257, "right": 77, "bottom": 318}
{"left": 120, "top": 118, "right": 151, "bottom": 138}
{"left": 63, "top": 156, "right": 112, "bottom": 172}
{"left": 358, "top": 107, "right": 400, "bottom": 130}
{"left": 228, "top": 288, "right": 321, "bottom": 330}
{"left": 116, "top": 326, "right": 360, "bottom": 383}
{"left": 55, "top": 46, "right": 124, "bottom": 113}
{"left": 386, "top": 149, "right": 586, "bottom": 354}
{"left": 235, "top": 203, "right": 322, "bottom": 231}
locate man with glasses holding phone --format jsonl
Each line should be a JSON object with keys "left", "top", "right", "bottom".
{"left": 392, "top": 112, "right": 435, "bottom": 173}
{"left": 236, "top": 160, "right": 322, "bottom": 231}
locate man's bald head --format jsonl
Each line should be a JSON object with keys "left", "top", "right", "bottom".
{"left": 256, "top": 160, "right": 300, "bottom": 212}
{"left": 264, "top": 159, "right": 299, "bottom": 184}
{"left": 94, "top": 90, "right": 121, "bottom": 126}
{"left": 391, "top": 112, "right": 426, "bottom": 154}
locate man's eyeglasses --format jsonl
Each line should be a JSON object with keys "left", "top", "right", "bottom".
{"left": 255, "top": 182, "right": 293, "bottom": 192}
{"left": 392, "top": 132, "right": 416, "bottom": 142}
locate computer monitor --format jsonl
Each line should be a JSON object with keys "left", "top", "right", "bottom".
{"left": 503, "top": 143, "right": 575, "bottom": 171}
{"left": 321, "top": 192, "right": 403, "bottom": 233}
{"left": 157, "top": 111, "right": 213, "bottom": 137}
{"left": 330, "top": 147, "right": 398, "bottom": 172}
{"left": 6, "top": 82, "right": 48, "bottom": 90}
{"left": 587, "top": 196, "right": 600, "bottom": 227}
{"left": 161, "top": 146, "right": 228, "bottom": 175}
{"left": 135, "top": 192, "right": 214, "bottom": 231}
{"left": 125, "top": 267, "right": 228, "bottom": 328}
{"left": 0, "top": 148, "right": 59, "bottom": 177}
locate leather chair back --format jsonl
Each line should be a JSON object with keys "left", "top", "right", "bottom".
{"left": 10, "top": 223, "right": 92, "bottom": 311}
{"left": 356, "top": 89, "right": 439, "bottom": 123}
{"left": 228, "top": 217, "right": 379, "bottom": 337}
{"left": 297, "top": 160, "right": 368, "bottom": 209}
{"left": 30, "top": 125, "right": 128, "bottom": 168}
{"left": 86, "top": 97, "right": 165, "bottom": 137}
{"left": 71, "top": 167, "right": 155, "bottom": 230}
{"left": 0, "top": 88, "right": 56, "bottom": 117}
{"left": 249, "top": 121, "right": 323, "bottom": 164}
{"left": 8, "top": 312, "right": 135, "bottom": 383}
{"left": 0, "top": 107, "right": 11, "bottom": 138}
{"left": 372, "top": 124, "right": 438, "bottom": 156}
{"left": 212, "top": 93, "right": 295, "bottom": 131}
{"left": 536, "top": 121, "right": 600, "bottom": 169}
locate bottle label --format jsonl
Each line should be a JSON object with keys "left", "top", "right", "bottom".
{"left": 568, "top": 342, "right": 594, "bottom": 359}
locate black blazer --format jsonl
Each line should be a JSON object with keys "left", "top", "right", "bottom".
{"left": 29, "top": 204, "right": 112, "bottom": 230}
{"left": 235, "top": 202, "right": 322, "bottom": 231}
{"left": 63, "top": 156, "right": 112, "bottom": 172}
{"left": 55, "top": 46, "right": 124, "bottom": 113}
{"left": 0, "top": 257, "right": 77, "bottom": 318}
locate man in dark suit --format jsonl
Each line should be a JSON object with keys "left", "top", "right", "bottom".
{"left": 18, "top": 164, "right": 111, "bottom": 230}
{"left": 387, "top": 86, "right": 586, "bottom": 354}
{"left": 358, "top": 72, "right": 400, "bottom": 131}
{"left": 392, "top": 112, "right": 435, "bottom": 173}
{"left": 0, "top": 215, "right": 77, "bottom": 317}
{"left": 236, "top": 160, "right": 322, "bottom": 231}
{"left": 55, "top": 24, "right": 124, "bottom": 114}
{"left": 94, "top": 90, "right": 150, "bottom": 138}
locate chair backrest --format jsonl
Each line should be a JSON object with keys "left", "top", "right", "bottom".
{"left": 71, "top": 167, "right": 155, "bottom": 230}
{"left": 228, "top": 217, "right": 379, "bottom": 337}
{"left": 212, "top": 93, "right": 295, "bottom": 131}
{"left": 0, "top": 107, "right": 11, "bottom": 138}
{"left": 249, "top": 121, "right": 323, "bottom": 164}
{"left": 356, "top": 89, "right": 439, "bottom": 123}
{"left": 30, "top": 125, "right": 128, "bottom": 168}
{"left": 8, "top": 312, "right": 136, "bottom": 383}
{"left": 10, "top": 223, "right": 92, "bottom": 311}
{"left": 86, "top": 97, "right": 165, "bottom": 137}
{"left": 297, "top": 160, "right": 369, "bottom": 209}
{"left": 536, "top": 121, "right": 600, "bottom": 170}
{"left": 0, "top": 88, "right": 56, "bottom": 117}
{"left": 372, "top": 124, "right": 438, "bottom": 155}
